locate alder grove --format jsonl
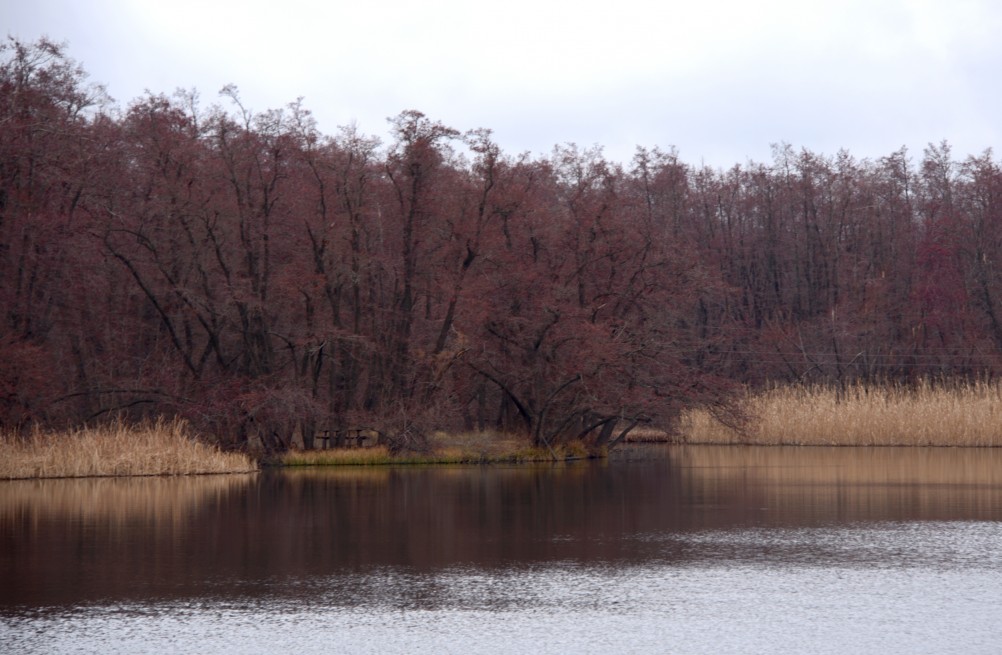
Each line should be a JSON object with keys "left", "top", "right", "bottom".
{"left": 3, "top": 38, "right": 1002, "bottom": 452}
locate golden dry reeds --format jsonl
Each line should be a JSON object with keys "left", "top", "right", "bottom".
{"left": 0, "top": 417, "right": 257, "bottom": 479}
{"left": 679, "top": 380, "right": 1002, "bottom": 446}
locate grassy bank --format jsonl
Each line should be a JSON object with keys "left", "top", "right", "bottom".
{"left": 282, "top": 431, "right": 592, "bottom": 466}
{"left": 678, "top": 380, "right": 1002, "bottom": 446}
{"left": 0, "top": 418, "right": 257, "bottom": 480}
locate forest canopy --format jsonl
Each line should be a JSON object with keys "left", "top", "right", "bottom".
{"left": 3, "top": 38, "right": 1002, "bottom": 450}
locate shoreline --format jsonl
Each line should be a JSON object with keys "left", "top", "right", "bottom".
{"left": 3, "top": 438, "right": 999, "bottom": 481}
{"left": 5, "top": 380, "right": 1002, "bottom": 480}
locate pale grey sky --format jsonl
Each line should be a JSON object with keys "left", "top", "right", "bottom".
{"left": 4, "top": 0, "right": 1001, "bottom": 168}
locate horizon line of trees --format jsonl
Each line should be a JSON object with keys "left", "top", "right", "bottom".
{"left": 3, "top": 38, "right": 1002, "bottom": 450}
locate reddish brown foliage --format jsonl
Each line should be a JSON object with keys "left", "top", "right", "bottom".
{"left": 4, "top": 39, "right": 1002, "bottom": 446}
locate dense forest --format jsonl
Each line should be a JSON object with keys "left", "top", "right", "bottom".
{"left": 3, "top": 38, "right": 1002, "bottom": 450}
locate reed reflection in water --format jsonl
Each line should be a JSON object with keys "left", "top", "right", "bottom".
{"left": 2, "top": 446, "right": 1002, "bottom": 654}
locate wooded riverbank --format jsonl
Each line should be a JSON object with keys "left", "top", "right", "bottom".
{"left": 7, "top": 39, "right": 1002, "bottom": 456}
{"left": 4, "top": 381, "right": 1002, "bottom": 479}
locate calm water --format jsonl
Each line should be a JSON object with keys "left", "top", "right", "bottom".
{"left": 3, "top": 445, "right": 1002, "bottom": 654}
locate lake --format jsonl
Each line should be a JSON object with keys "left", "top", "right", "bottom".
{"left": 3, "top": 445, "right": 1002, "bottom": 654}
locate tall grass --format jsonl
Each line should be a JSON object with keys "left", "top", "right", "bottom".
{"left": 679, "top": 380, "right": 1002, "bottom": 446}
{"left": 0, "top": 418, "right": 257, "bottom": 479}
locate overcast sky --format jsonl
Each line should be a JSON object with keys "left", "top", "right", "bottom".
{"left": 5, "top": 0, "right": 1001, "bottom": 168}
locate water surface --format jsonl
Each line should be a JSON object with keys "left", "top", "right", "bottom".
{"left": 3, "top": 446, "right": 1002, "bottom": 653}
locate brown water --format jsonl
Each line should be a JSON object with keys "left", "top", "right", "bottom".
{"left": 3, "top": 446, "right": 1002, "bottom": 653}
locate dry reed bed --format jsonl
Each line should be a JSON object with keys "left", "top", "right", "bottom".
{"left": 680, "top": 381, "right": 1002, "bottom": 446}
{"left": 0, "top": 418, "right": 257, "bottom": 480}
